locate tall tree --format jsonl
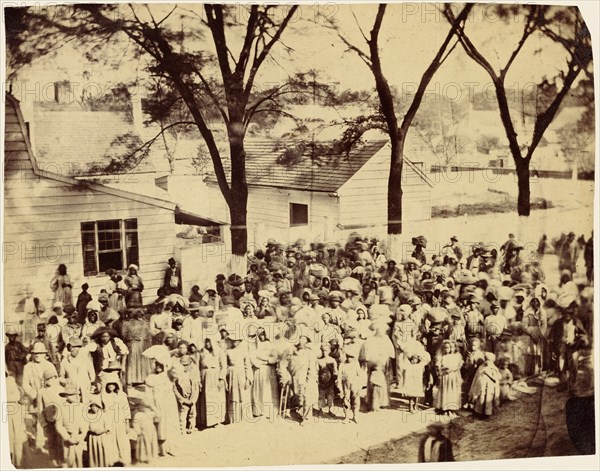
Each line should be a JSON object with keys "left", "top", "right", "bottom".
{"left": 6, "top": 4, "right": 300, "bottom": 256}
{"left": 326, "top": 4, "right": 473, "bottom": 256}
{"left": 443, "top": 3, "right": 593, "bottom": 216}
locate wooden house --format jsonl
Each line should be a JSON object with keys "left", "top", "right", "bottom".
{"left": 3, "top": 93, "right": 224, "bottom": 317}
{"left": 204, "top": 139, "right": 434, "bottom": 246}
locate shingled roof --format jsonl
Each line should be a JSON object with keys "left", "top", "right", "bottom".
{"left": 205, "top": 139, "right": 394, "bottom": 192}
{"left": 32, "top": 105, "right": 156, "bottom": 176}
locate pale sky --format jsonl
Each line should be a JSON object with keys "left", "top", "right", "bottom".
{"left": 9, "top": 3, "right": 583, "bottom": 106}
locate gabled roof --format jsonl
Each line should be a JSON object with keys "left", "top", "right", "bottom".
{"left": 32, "top": 103, "right": 156, "bottom": 176}
{"left": 205, "top": 139, "right": 432, "bottom": 192}
{"left": 4, "top": 93, "right": 174, "bottom": 211}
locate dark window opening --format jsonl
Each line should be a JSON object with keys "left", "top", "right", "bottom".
{"left": 290, "top": 203, "right": 309, "bottom": 227}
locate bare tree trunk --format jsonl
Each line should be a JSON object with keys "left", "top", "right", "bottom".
{"left": 515, "top": 158, "right": 531, "bottom": 216}
{"left": 387, "top": 135, "right": 403, "bottom": 235}
{"left": 228, "top": 123, "right": 249, "bottom": 256}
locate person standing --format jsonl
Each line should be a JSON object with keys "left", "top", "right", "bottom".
{"left": 360, "top": 321, "right": 395, "bottom": 412}
{"left": 248, "top": 326, "right": 279, "bottom": 420}
{"left": 199, "top": 338, "right": 226, "bottom": 429}
{"left": 102, "top": 381, "right": 132, "bottom": 465}
{"left": 434, "top": 340, "right": 463, "bottom": 415}
{"left": 145, "top": 361, "right": 181, "bottom": 457}
{"left": 50, "top": 263, "right": 73, "bottom": 306}
{"left": 124, "top": 264, "right": 144, "bottom": 308}
{"left": 163, "top": 258, "right": 182, "bottom": 295}
{"left": 55, "top": 385, "right": 88, "bottom": 468}
{"left": 122, "top": 308, "right": 152, "bottom": 390}
{"left": 224, "top": 330, "right": 252, "bottom": 424}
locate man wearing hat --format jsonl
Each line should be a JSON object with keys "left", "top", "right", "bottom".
{"left": 37, "top": 368, "right": 64, "bottom": 466}
{"left": 327, "top": 291, "right": 348, "bottom": 327}
{"left": 181, "top": 302, "right": 204, "bottom": 348}
{"left": 163, "top": 257, "right": 182, "bottom": 295}
{"left": 550, "top": 295, "right": 588, "bottom": 392}
{"left": 22, "top": 342, "right": 57, "bottom": 406}
{"left": 59, "top": 337, "right": 96, "bottom": 400}
{"left": 5, "top": 326, "right": 28, "bottom": 383}
{"left": 484, "top": 301, "right": 507, "bottom": 355}
{"left": 216, "top": 295, "right": 244, "bottom": 328}
{"left": 55, "top": 385, "right": 88, "bottom": 468}
{"left": 278, "top": 325, "right": 317, "bottom": 425}
{"left": 98, "top": 292, "right": 119, "bottom": 326}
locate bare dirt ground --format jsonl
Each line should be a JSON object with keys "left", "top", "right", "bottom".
{"left": 337, "top": 384, "right": 580, "bottom": 464}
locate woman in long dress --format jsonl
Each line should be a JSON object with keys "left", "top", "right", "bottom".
{"left": 101, "top": 382, "right": 132, "bottom": 465}
{"left": 434, "top": 340, "right": 463, "bottom": 414}
{"left": 122, "top": 309, "right": 153, "bottom": 389}
{"left": 124, "top": 264, "right": 144, "bottom": 308}
{"left": 360, "top": 321, "right": 395, "bottom": 412}
{"left": 50, "top": 264, "right": 73, "bottom": 306}
{"left": 224, "top": 332, "right": 252, "bottom": 424}
{"left": 145, "top": 361, "right": 181, "bottom": 457}
{"left": 86, "top": 398, "right": 118, "bottom": 467}
{"left": 248, "top": 327, "right": 279, "bottom": 419}
{"left": 468, "top": 352, "right": 501, "bottom": 417}
{"left": 198, "top": 339, "right": 226, "bottom": 429}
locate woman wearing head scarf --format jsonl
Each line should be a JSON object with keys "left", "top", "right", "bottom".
{"left": 101, "top": 381, "right": 131, "bottom": 465}
{"left": 124, "top": 264, "right": 144, "bottom": 308}
{"left": 198, "top": 338, "right": 227, "bottom": 429}
{"left": 360, "top": 321, "right": 395, "bottom": 412}
{"left": 248, "top": 326, "right": 279, "bottom": 419}
{"left": 122, "top": 308, "right": 153, "bottom": 390}
{"left": 467, "top": 351, "right": 501, "bottom": 417}
{"left": 50, "top": 263, "right": 73, "bottom": 306}
{"left": 224, "top": 330, "right": 252, "bottom": 424}
{"left": 521, "top": 296, "right": 548, "bottom": 376}
{"left": 144, "top": 360, "right": 181, "bottom": 456}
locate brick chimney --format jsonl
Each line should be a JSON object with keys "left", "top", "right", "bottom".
{"left": 53, "top": 80, "right": 72, "bottom": 104}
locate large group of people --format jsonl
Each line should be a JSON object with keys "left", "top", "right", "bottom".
{"left": 4, "top": 231, "right": 594, "bottom": 467}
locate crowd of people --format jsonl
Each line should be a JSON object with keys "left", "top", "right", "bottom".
{"left": 4, "top": 232, "right": 595, "bottom": 467}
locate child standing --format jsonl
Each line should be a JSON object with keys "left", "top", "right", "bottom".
{"left": 337, "top": 345, "right": 365, "bottom": 423}
{"left": 131, "top": 398, "right": 159, "bottom": 464}
{"left": 172, "top": 363, "right": 199, "bottom": 434}
{"left": 317, "top": 343, "right": 338, "bottom": 417}
{"left": 498, "top": 358, "right": 514, "bottom": 402}
{"left": 434, "top": 340, "right": 463, "bottom": 415}
{"left": 397, "top": 340, "right": 431, "bottom": 413}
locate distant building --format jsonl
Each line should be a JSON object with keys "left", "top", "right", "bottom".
{"left": 203, "top": 139, "right": 434, "bottom": 245}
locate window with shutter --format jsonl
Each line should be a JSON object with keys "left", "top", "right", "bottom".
{"left": 80, "top": 218, "right": 139, "bottom": 276}
{"left": 80, "top": 222, "right": 98, "bottom": 276}
{"left": 97, "top": 219, "right": 123, "bottom": 272}
{"left": 124, "top": 218, "right": 139, "bottom": 269}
